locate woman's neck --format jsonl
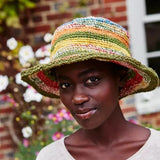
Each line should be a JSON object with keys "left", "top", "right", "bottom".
{"left": 81, "top": 104, "right": 128, "bottom": 146}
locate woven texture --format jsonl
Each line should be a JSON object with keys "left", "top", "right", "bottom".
{"left": 21, "top": 16, "right": 159, "bottom": 99}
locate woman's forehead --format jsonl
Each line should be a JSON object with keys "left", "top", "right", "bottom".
{"left": 55, "top": 60, "right": 116, "bottom": 76}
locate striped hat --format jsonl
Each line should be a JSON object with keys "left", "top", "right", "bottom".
{"left": 21, "top": 16, "right": 159, "bottom": 99}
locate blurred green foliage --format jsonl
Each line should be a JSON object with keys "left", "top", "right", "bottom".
{"left": 0, "top": 0, "right": 35, "bottom": 32}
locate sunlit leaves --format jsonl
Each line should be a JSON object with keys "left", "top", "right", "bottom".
{"left": 0, "top": 0, "right": 36, "bottom": 32}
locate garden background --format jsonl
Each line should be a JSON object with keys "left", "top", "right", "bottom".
{"left": 0, "top": 0, "right": 160, "bottom": 160}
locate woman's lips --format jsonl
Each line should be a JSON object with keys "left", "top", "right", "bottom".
{"left": 75, "top": 108, "right": 97, "bottom": 120}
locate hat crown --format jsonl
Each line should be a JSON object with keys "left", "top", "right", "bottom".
{"left": 50, "top": 16, "right": 130, "bottom": 60}
{"left": 21, "top": 16, "right": 159, "bottom": 99}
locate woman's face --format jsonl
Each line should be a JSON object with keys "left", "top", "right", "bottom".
{"left": 56, "top": 60, "right": 121, "bottom": 130}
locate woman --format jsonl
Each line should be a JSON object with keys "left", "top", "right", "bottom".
{"left": 22, "top": 17, "right": 160, "bottom": 160}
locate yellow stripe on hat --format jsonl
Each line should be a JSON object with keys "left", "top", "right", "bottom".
{"left": 51, "top": 38, "right": 131, "bottom": 57}
{"left": 52, "top": 27, "right": 129, "bottom": 48}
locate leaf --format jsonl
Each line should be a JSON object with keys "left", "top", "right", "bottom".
{"left": 0, "top": 0, "right": 36, "bottom": 32}
{"left": 0, "top": 0, "right": 5, "bottom": 8}
{"left": 6, "top": 16, "right": 21, "bottom": 28}
{"left": 25, "top": 1, "right": 35, "bottom": 8}
{"left": 0, "top": 61, "right": 5, "bottom": 71}
{"left": 0, "top": 26, "right": 4, "bottom": 33}
{"left": 20, "top": 0, "right": 35, "bottom": 10}
{"left": 78, "top": 0, "right": 88, "bottom": 7}
{"left": 13, "top": 60, "right": 22, "bottom": 71}
{"left": 19, "top": 3, "right": 25, "bottom": 11}
{"left": 3, "top": 4, "right": 16, "bottom": 17}
{"left": 11, "top": 41, "right": 24, "bottom": 56}
{"left": 0, "top": 11, "right": 6, "bottom": 20}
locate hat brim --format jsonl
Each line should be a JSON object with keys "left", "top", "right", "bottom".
{"left": 21, "top": 52, "right": 159, "bottom": 99}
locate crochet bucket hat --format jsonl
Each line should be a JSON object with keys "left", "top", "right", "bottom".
{"left": 21, "top": 16, "right": 159, "bottom": 99}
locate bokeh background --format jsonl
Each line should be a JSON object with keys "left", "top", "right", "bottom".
{"left": 0, "top": 0, "right": 160, "bottom": 159}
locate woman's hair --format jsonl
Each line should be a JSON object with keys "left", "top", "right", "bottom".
{"left": 111, "top": 62, "right": 129, "bottom": 74}
{"left": 110, "top": 62, "right": 129, "bottom": 92}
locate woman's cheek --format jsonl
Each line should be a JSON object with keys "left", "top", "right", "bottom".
{"left": 60, "top": 94, "right": 72, "bottom": 109}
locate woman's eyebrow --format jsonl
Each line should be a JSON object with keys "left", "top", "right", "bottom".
{"left": 78, "top": 68, "right": 96, "bottom": 78}
{"left": 57, "top": 68, "right": 96, "bottom": 80}
{"left": 57, "top": 75, "right": 70, "bottom": 81}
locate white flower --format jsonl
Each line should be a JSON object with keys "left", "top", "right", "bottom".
{"left": 35, "top": 48, "right": 44, "bottom": 58}
{"left": 6, "top": 37, "right": 18, "bottom": 50}
{"left": 0, "top": 75, "right": 9, "bottom": 92}
{"left": 35, "top": 44, "right": 51, "bottom": 58}
{"left": 44, "top": 44, "right": 51, "bottom": 56}
{"left": 15, "top": 73, "right": 28, "bottom": 87}
{"left": 22, "top": 126, "right": 32, "bottom": 138}
{"left": 44, "top": 33, "right": 53, "bottom": 42}
{"left": 19, "top": 45, "right": 34, "bottom": 66}
{"left": 23, "top": 87, "right": 43, "bottom": 102}
{"left": 39, "top": 57, "right": 50, "bottom": 64}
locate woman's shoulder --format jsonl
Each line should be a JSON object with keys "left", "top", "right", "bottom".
{"left": 127, "top": 128, "right": 160, "bottom": 160}
{"left": 36, "top": 137, "right": 66, "bottom": 160}
{"left": 149, "top": 128, "right": 160, "bottom": 142}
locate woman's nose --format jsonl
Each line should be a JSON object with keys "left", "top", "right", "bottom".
{"left": 72, "top": 87, "right": 89, "bottom": 105}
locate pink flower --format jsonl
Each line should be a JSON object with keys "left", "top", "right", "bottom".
{"left": 56, "top": 108, "right": 74, "bottom": 121}
{"left": 128, "top": 119, "right": 137, "bottom": 124}
{"left": 48, "top": 113, "right": 54, "bottom": 120}
{"left": 52, "top": 115, "right": 59, "bottom": 124}
{"left": 48, "top": 109, "right": 74, "bottom": 124}
{"left": 48, "top": 113, "right": 61, "bottom": 124}
{"left": 56, "top": 109, "right": 66, "bottom": 122}
{"left": 52, "top": 132, "right": 64, "bottom": 141}
{"left": 64, "top": 111, "right": 74, "bottom": 121}
{"left": 23, "top": 139, "right": 29, "bottom": 147}
{"left": 35, "top": 151, "right": 39, "bottom": 156}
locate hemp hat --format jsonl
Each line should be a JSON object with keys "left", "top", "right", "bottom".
{"left": 21, "top": 16, "right": 159, "bottom": 99}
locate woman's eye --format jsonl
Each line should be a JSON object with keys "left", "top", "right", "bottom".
{"left": 60, "top": 83, "right": 71, "bottom": 89}
{"left": 86, "top": 77, "right": 100, "bottom": 84}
